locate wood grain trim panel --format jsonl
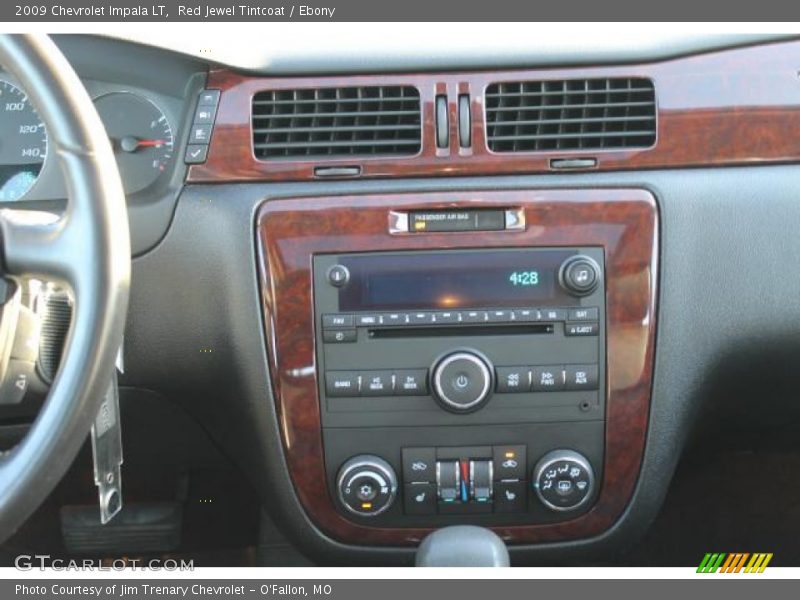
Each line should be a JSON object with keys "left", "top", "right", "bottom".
{"left": 256, "top": 189, "right": 658, "bottom": 545}
{"left": 191, "top": 40, "right": 800, "bottom": 183}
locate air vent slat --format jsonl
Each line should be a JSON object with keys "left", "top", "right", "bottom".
{"left": 485, "top": 87, "right": 654, "bottom": 99}
{"left": 488, "top": 115, "right": 655, "bottom": 127}
{"left": 252, "top": 85, "right": 421, "bottom": 160}
{"left": 254, "top": 124, "right": 421, "bottom": 134}
{"left": 253, "top": 109, "right": 421, "bottom": 120}
{"left": 490, "top": 131, "right": 656, "bottom": 142}
{"left": 255, "top": 139, "right": 422, "bottom": 150}
{"left": 485, "top": 77, "right": 656, "bottom": 153}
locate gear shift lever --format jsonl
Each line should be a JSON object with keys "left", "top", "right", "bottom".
{"left": 415, "top": 526, "right": 510, "bottom": 567}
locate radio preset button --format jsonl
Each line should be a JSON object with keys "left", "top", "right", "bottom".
{"left": 487, "top": 309, "right": 513, "bottom": 323}
{"left": 380, "top": 312, "right": 409, "bottom": 326}
{"left": 435, "top": 311, "right": 461, "bottom": 324}
{"left": 532, "top": 366, "right": 566, "bottom": 392}
{"left": 410, "top": 311, "right": 434, "bottom": 324}
{"left": 565, "top": 365, "right": 599, "bottom": 390}
{"left": 565, "top": 322, "right": 599, "bottom": 336}
{"left": 325, "top": 372, "right": 361, "bottom": 397}
{"left": 512, "top": 308, "right": 539, "bottom": 322}
{"left": 463, "top": 310, "right": 488, "bottom": 323}
{"left": 495, "top": 366, "right": 531, "bottom": 393}
{"left": 395, "top": 369, "right": 429, "bottom": 395}
{"left": 323, "top": 314, "right": 355, "bottom": 328}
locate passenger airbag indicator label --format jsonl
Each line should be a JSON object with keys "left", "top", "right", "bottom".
{"left": 409, "top": 209, "right": 505, "bottom": 232}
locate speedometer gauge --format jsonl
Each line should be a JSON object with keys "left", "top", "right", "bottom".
{"left": 0, "top": 79, "right": 47, "bottom": 202}
{"left": 93, "top": 92, "right": 174, "bottom": 195}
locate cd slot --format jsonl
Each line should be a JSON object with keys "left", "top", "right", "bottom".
{"left": 368, "top": 324, "right": 554, "bottom": 339}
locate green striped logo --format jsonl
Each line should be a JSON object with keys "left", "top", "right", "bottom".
{"left": 697, "top": 553, "right": 773, "bottom": 573}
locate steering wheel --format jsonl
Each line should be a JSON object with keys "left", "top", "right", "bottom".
{"left": 0, "top": 35, "right": 129, "bottom": 542}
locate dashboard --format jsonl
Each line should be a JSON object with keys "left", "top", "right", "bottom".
{"left": 2, "top": 32, "right": 800, "bottom": 565}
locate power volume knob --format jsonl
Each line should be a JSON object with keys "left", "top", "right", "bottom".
{"left": 431, "top": 350, "right": 494, "bottom": 413}
{"left": 336, "top": 455, "right": 398, "bottom": 517}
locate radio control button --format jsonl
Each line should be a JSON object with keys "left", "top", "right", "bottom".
{"left": 380, "top": 312, "right": 409, "bottom": 326}
{"left": 432, "top": 351, "right": 493, "bottom": 412}
{"left": 565, "top": 322, "right": 599, "bottom": 336}
{"left": 462, "top": 310, "right": 488, "bottom": 323}
{"left": 327, "top": 264, "right": 350, "bottom": 287}
{"left": 435, "top": 311, "right": 461, "bottom": 324}
{"left": 356, "top": 314, "right": 381, "bottom": 326}
{"left": 361, "top": 371, "right": 395, "bottom": 396}
{"left": 325, "top": 372, "right": 361, "bottom": 397}
{"left": 495, "top": 366, "right": 531, "bottom": 393}
{"left": 512, "top": 308, "right": 539, "bottom": 322}
{"left": 323, "top": 314, "right": 355, "bottom": 328}
{"left": 567, "top": 307, "right": 599, "bottom": 321}
{"left": 565, "top": 365, "right": 599, "bottom": 390}
{"left": 560, "top": 256, "right": 601, "bottom": 296}
{"left": 394, "top": 369, "right": 428, "bottom": 395}
{"left": 323, "top": 329, "right": 357, "bottom": 343}
{"left": 402, "top": 447, "right": 436, "bottom": 483}
{"left": 492, "top": 445, "right": 526, "bottom": 481}
{"left": 486, "top": 309, "right": 512, "bottom": 323}
{"left": 540, "top": 308, "right": 567, "bottom": 322}
{"left": 409, "top": 311, "right": 434, "bottom": 324}
{"left": 532, "top": 366, "right": 566, "bottom": 392}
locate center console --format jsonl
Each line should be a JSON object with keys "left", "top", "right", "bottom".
{"left": 257, "top": 189, "right": 657, "bottom": 546}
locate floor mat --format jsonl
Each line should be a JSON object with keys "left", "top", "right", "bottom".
{"left": 619, "top": 449, "right": 800, "bottom": 566}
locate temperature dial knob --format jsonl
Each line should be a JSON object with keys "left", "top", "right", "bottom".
{"left": 533, "top": 450, "right": 595, "bottom": 512}
{"left": 336, "top": 455, "right": 398, "bottom": 517}
{"left": 431, "top": 350, "right": 494, "bottom": 413}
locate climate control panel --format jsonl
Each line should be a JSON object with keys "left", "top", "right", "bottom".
{"left": 333, "top": 446, "right": 598, "bottom": 522}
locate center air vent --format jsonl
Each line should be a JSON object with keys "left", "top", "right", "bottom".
{"left": 485, "top": 78, "right": 656, "bottom": 152}
{"left": 252, "top": 86, "right": 421, "bottom": 160}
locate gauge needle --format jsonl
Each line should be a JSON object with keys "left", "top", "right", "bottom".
{"left": 119, "top": 135, "right": 167, "bottom": 152}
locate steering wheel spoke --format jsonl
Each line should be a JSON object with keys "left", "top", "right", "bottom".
{"left": 1, "top": 209, "right": 74, "bottom": 284}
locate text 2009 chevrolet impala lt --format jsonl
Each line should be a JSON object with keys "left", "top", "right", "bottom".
{"left": 0, "top": 32, "right": 798, "bottom": 566}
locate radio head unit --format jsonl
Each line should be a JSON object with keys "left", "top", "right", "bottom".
{"left": 312, "top": 247, "right": 606, "bottom": 525}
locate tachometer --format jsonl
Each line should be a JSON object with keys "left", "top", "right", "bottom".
{"left": 93, "top": 92, "right": 174, "bottom": 195}
{"left": 0, "top": 79, "right": 48, "bottom": 202}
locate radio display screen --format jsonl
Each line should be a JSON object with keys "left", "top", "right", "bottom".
{"left": 337, "top": 249, "right": 576, "bottom": 311}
